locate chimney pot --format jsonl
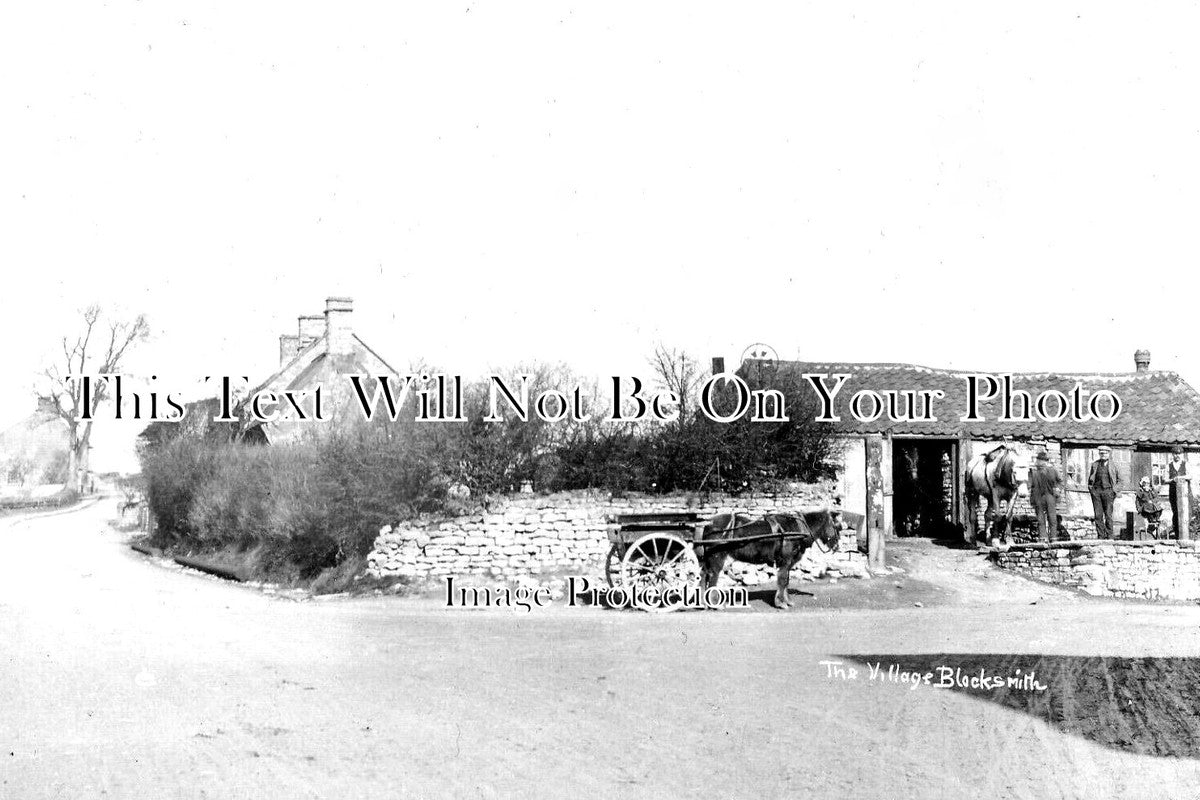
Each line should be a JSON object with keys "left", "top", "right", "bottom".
{"left": 1134, "top": 349, "right": 1151, "bottom": 373}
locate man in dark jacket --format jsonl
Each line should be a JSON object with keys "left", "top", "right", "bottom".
{"left": 1088, "top": 446, "right": 1119, "bottom": 539}
{"left": 1169, "top": 447, "right": 1189, "bottom": 538}
{"left": 1028, "top": 450, "right": 1062, "bottom": 543}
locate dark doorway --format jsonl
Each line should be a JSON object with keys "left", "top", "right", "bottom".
{"left": 892, "top": 438, "right": 956, "bottom": 537}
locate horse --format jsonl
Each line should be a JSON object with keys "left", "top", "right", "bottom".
{"left": 697, "top": 509, "right": 842, "bottom": 609}
{"left": 964, "top": 445, "right": 1022, "bottom": 546}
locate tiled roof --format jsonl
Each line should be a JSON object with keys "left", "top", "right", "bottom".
{"left": 757, "top": 360, "right": 1200, "bottom": 446}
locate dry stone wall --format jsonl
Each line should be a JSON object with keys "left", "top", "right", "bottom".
{"left": 367, "top": 485, "right": 864, "bottom": 581}
{"left": 994, "top": 540, "right": 1200, "bottom": 600}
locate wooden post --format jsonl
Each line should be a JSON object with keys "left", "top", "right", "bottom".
{"left": 865, "top": 434, "right": 885, "bottom": 535}
{"left": 1176, "top": 477, "right": 1191, "bottom": 540}
{"left": 1124, "top": 511, "right": 1135, "bottom": 541}
{"left": 868, "top": 527, "right": 885, "bottom": 571}
{"left": 957, "top": 436, "right": 972, "bottom": 544}
{"left": 865, "top": 434, "right": 886, "bottom": 570}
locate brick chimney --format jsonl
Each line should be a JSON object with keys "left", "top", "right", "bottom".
{"left": 298, "top": 315, "right": 323, "bottom": 340}
{"left": 279, "top": 313, "right": 329, "bottom": 366}
{"left": 278, "top": 334, "right": 301, "bottom": 367}
{"left": 1134, "top": 349, "right": 1151, "bottom": 373}
{"left": 324, "top": 297, "right": 354, "bottom": 355}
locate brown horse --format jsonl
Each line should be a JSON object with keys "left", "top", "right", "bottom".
{"left": 698, "top": 509, "right": 842, "bottom": 609}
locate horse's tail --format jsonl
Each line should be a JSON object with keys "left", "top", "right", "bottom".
{"left": 964, "top": 454, "right": 985, "bottom": 496}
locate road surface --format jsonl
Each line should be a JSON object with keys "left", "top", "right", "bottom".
{"left": 4, "top": 499, "right": 1200, "bottom": 798}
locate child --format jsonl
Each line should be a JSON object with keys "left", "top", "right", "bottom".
{"left": 1136, "top": 477, "right": 1164, "bottom": 538}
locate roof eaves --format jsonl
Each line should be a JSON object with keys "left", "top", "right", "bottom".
{"left": 351, "top": 333, "right": 399, "bottom": 375}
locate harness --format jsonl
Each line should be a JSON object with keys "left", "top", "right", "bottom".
{"left": 702, "top": 511, "right": 818, "bottom": 553}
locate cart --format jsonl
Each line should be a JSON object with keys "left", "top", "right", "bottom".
{"left": 604, "top": 512, "right": 708, "bottom": 611}
{"left": 605, "top": 508, "right": 860, "bottom": 611}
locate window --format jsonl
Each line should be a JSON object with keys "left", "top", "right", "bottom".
{"left": 1063, "top": 446, "right": 1133, "bottom": 491}
{"left": 1064, "top": 447, "right": 1089, "bottom": 490}
{"left": 1151, "top": 452, "right": 1172, "bottom": 494}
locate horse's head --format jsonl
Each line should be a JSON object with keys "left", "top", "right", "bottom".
{"left": 801, "top": 508, "right": 842, "bottom": 552}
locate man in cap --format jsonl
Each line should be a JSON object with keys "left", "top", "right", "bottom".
{"left": 1088, "top": 446, "right": 1120, "bottom": 539}
{"left": 1028, "top": 450, "right": 1062, "bottom": 543}
{"left": 1169, "top": 447, "right": 1189, "bottom": 538}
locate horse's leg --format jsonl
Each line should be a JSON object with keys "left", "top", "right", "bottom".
{"left": 698, "top": 551, "right": 715, "bottom": 593}
{"left": 1001, "top": 493, "right": 1017, "bottom": 546}
{"left": 774, "top": 550, "right": 792, "bottom": 609}
{"left": 983, "top": 494, "right": 997, "bottom": 547}
{"left": 989, "top": 491, "right": 1011, "bottom": 546}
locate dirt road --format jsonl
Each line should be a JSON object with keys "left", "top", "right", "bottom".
{"left": 4, "top": 500, "right": 1200, "bottom": 799}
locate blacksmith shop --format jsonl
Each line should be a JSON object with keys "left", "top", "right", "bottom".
{"left": 758, "top": 350, "right": 1200, "bottom": 543}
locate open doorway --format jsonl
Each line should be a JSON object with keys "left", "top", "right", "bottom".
{"left": 892, "top": 438, "right": 958, "bottom": 538}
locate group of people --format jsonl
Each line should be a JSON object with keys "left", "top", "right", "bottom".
{"left": 1027, "top": 446, "right": 1189, "bottom": 543}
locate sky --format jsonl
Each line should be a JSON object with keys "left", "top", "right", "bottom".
{"left": 2, "top": 3, "right": 1199, "bottom": 471}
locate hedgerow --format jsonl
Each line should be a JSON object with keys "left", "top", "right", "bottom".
{"left": 139, "top": 364, "right": 835, "bottom": 581}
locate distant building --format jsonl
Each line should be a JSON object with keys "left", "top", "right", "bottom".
{"left": 139, "top": 296, "right": 397, "bottom": 451}
{"left": 0, "top": 397, "right": 70, "bottom": 487}
{"left": 237, "top": 296, "right": 397, "bottom": 444}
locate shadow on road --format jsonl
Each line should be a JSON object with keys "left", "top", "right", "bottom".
{"left": 842, "top": 653, "right": 1200, "bottom": 759}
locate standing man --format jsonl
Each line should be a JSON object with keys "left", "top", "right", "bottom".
{"left": 1169, "top": 447, "right": 1189, "bottom": 538}
{"left": 1088, "top": 446, "right": 1119, "bottom": 539}
{"left": 1029, "top": 450, "right": 1062, "bottom": 543}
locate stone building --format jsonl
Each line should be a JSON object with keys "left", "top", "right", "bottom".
{"left": 235, "top": 296, "right": 398, "bottom": 443}
{"left": 756, "top": 350, "right": 1200, "bottom": 542}
{"left": 139, "top": 297, "right": 397, "bottom": 450}
{"left": 237, "top": 296, "right": 397, "bottom": 444}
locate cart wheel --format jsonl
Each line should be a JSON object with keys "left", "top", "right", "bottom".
{"left": 604, "top": 544, "right": 622, "bottom": 587}
{"left": 618, "top": 533, "right": 701, "bottom": 612}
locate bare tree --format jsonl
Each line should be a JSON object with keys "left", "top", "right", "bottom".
{"left": 648, "top": 344, "right": 702, "bottom": 424}
{"left": 38, "top": 306, "right": 150, "bottom": 493}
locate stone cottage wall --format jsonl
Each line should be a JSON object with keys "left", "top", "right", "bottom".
{"left": 994, "top": 540, "right": 1200, "bottom": 600}
{"left": 367, "top": 485, "right": 862, "bottom": 580}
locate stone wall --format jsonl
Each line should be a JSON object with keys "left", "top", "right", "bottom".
{"left": 366, "top": 484, "right": 864, "bottom": 581}
{"left": 999, "top": 513, "right": 1130, "bottom": 543}
{"left": 994, "top": 540, "right": 1200, "bottom": 600}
